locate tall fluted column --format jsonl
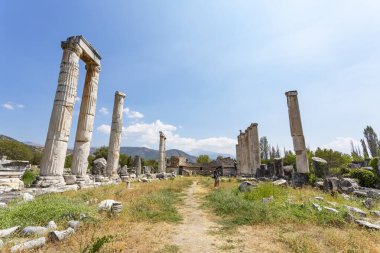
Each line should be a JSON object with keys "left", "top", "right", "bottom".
{"left": 240, "top": 131, "right": 248, "bottom": 174}
{"left": 71, "top": 64, "right": 101, "bottom": 180}
{"left": 158, "top": 131, "right": 166, "bottom": 173}
{"left": 106, "top": 91, "right": 126, "bottom": 178}
{"left": 285, "top": 90, "right": 309, "bottom": 173}
{"left": 38, "top": 38, "right": 82, "bottom": 186}
{"left": 249, "top": 123, "right": 261, "bottom": 175}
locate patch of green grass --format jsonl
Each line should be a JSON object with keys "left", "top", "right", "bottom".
{"left": 128, "top": 188, "right": 183, "bottom": 223}
{"left": 21, "top": 169, "right": 38, "bottom": 187}
{"left": 205, "top": 182, "right": 349, "bottom": 227}
{"left": 0, "top": 194, "right": 95, "bottom": 229}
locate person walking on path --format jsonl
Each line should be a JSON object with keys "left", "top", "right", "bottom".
{"left": 213, "top": 169, "right": 220, "bottom": 189}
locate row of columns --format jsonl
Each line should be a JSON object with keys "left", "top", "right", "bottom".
{"left": 236, "top": 91, "right": 309, "bottom": 177}
{"left": 236, "top": 123, "right": 261, "bottom": 175}
{"left": 37, "top": 36, "right": 126, "bottom": 187}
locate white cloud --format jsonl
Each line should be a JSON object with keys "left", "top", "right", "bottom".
{"left": 97, "top": 124, "right": 111, "bottom": 135}
{"left": 99, "top": 107, "right": 109, "bottom": 116}
{"left": 2, "top": 103, "right": 14, "bottom": 110}
{"left": 97, "top": 119, "right": 236, "bottom": 155}
{"left": 75, "top": 97, "right": 81, "bottom": 102}
{"left": 320, "top": 137, "right": 360, "bottom": 154}
{"left": 123, "top": 107, "right": 144, "bottom": 119}
{"left": 2, "top": 102, "right": 24, "bottom": 110}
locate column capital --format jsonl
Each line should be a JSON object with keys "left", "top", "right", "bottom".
{"left": 285, "top": 90, "right": 298, "bottom": 97}
{"left": 61, "top": 38, "right": 82, "bottom": 57}
{"left": 85, "top": 63, "right": 101, "bottom": 73}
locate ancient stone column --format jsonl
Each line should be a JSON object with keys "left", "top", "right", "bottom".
{"left": 248, "top": 123, "right": 261, "bottom": 175}
{"left": 106, "top": 91, "right": 126, "bottom": 178}
{"left": 240, "top": 131, "right": 249, "bottom": 175}
{"left": 134, "top": 156, "right": 142, "bottom": 176}
{"left": 285, "top": 90, "right": 309, "bottom": 173}
{"left": 158, "top": 131, "right": 166, "bottom": 173}
{"left": 235, "top": 144, "right": 240, "bottom": 176}
{"left": 39, "top": 37, "right": 82, "bottom": 186}
{"left": 71, "top": 64, "right": 101, "bottom": 181}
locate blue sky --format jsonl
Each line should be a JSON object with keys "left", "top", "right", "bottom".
{"left": 1, "top": 1, "right": 380, "bottom": 156}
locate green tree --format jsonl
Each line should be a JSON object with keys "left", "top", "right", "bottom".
{"left": 364, "top": 126, "right": 379, "bottom": 157}
{"left": 350, "top": 140, "right": 363, "bottom": 161}
{"left": 283, "top": 151, "right": 296, "bottom": 167}
{"left": 119, "top": 154, "right": 134, "bottom": 167}
{"left": 314, "top": 148, "right": 351, "bottom": 168}
{"left": 30, "top": 152, "right": 43, "bottom": 165}
{"left": 361, "top": 139, "right": 369, "bottom": 159}
{"left": 196, "top": 154, "right": 211, "bottom": 163}
{"left": 0, "top": 140, "right": 33, "bottom": 161}
{"left": 260, "top": 137, "right": 269, "bottom": 160}
{"left": 93, "top": 146, "right": 108, "bottom": 159}
{"left": 143, "top": 159, "right": 158, "bottom": 169}
{"left": 64, "top": 154, "right": 73, "bottom": 168}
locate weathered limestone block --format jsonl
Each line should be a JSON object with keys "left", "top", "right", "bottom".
{"left": 119, "top": 165, "right": 128, "bottom": 176}
{"left": 21, "top": 226, "right": 48, "bottom": 236}
{"left": 0, "top": 202, "right": 6, "bottom": 209}
{"left": 106, "top": 91, "right": 126, "bottom": 178}
{"left": 48, "top": 227, "right": 75, "bottom": 242}
{"left": 355, "top": 220, "right": 380, "bottom": 230}
{"left": 92, "top": 158, "right": 107, "bottom": 175}
{"left": 238, "top": 181, "right": 256, "bottom": 192}
{"left": 10, "top": 237, "right": 46, "bottom": 253}
{"left": 22, "top": 193, "right": 34, "bottom": 202}
{"left": 339, "top": 178, "right": 359, "bottom": 193}
{"left": 63, "top": 175, "right": 77, "bottom": 185}
{"left": 285, "top": 91, "right": 309, "bottom": 174}
{"left": 267, "top": 163, "right": 275, "bottom": 177}
{"left": 323, "top": 177, "right": 339, "bottom": 193}
{"left": 47, "top": 221, "right": 57, "bottom": 230}
{"left": 0, "top": 226, "right": 19, "bottom": 238}
{"left": 273, "top": 179, "right": 287, "bottom": 186}
{"left": 363, "top": 198, "right": 374, "bottom": 209}
{"left": 292, "top": 172, "right": 308, "bottom": 187}
{"left": 346, "top": 205, "right": 367, "bottom": 217}
{"left": 274, "top": 158, "right": 284, "bottom": 178}
{"left": 158, "top": 131, "right": 167, "bottom": 173}
{"left": 68, "top": 220, "right": 80, "bottom": 230}
{"left": 324, "top": 206, "right": 339, "bottom": 213}
{"left": 312, "top": 157, "right": 329, "bottom": 178}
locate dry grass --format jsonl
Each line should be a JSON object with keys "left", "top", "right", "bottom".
{"left": 1, "top": 178, "right": 192, "bottom": 253}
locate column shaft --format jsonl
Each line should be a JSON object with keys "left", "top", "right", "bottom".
{"left": 286, "top": 90, "right": 309, "bottom": 173}
{"left": 249, "top": 123, "right": 261, "bottom": 175}
{"left": 106, "top": 91, "right": 126, "bottom": 177}
{"left": 71, "top": 64, "right": 101, "bottom": 177}
{"left": 40, "top": 39, "right": 82, "bottom": 179}
{"left": 158, "top": 131, "right": 166, "bottom": 173}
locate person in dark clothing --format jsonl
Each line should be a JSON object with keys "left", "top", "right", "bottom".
{"left": 213, "top": 169, "right": 220, "bottom": 189}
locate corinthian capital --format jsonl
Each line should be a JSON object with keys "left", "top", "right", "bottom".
{"left": 61, "top": 37, "right": 82, "bottom": 56}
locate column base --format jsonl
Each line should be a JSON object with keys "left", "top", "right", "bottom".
{"left": 33, "top": 175, "right": 66, "bottom": 188}
{"left": 291, "top": 172, "right": 308, "bottom": 187}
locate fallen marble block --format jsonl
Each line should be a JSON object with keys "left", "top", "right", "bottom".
{"left": 21, "top": 226, "right": 47, "bottom": 236}
{"left": 0, "top": 226, "right": 19, "bottom": 238}
{"left": 48, "top": 227, "right": 75, "bottom": 242}
{"left": 10, "top": 237, "right": 46, "bottom": 253}
{"left": 355, "top": 220, "right": 380, "bottom": 230}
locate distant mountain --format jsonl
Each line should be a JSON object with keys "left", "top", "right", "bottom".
{"left": 0, "top": 134, "right": 18, "bottom": 142}
{"left": 90, "top": 146, "right": 197, "bottom": 162}
{"left": 193, "top": 150, "right": 235, "bottom": 160}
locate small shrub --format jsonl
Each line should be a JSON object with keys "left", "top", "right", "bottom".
{"left": 21, "top": 169, "right": 38, "bottom": 187}
{"left": 349, "top": 169, "right": 376, "bottom": 187}
{"left": 81, "top": 235, "right": 113, "bottom": 253}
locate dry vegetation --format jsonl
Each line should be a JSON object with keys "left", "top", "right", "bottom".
{"left": 2, "top": 177, "right": 380, "bottom": 252}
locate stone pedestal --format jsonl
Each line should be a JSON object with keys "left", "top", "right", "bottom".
{"left": 312, "top": 157, "right": 329, "bottom": 178}
{"left": 158, "top": 131, "right": 166, "bottom": 173}
{"left": 274, "top": 158, "right": 284, "bottom": 178}
{"left": 71, "top": 64, "right": 101, "bottom": 179}
{"left": 291, "top": 172, "right": 308, "bottom": 187}
{"left": 106, "top": 91, "right": 126, "bottom": 178}
{"left": 285, "top": 91, "right": 309, "bottom": 174}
